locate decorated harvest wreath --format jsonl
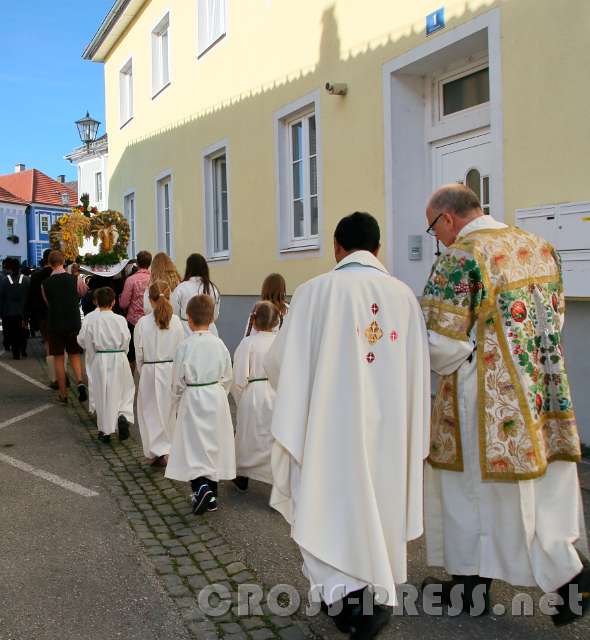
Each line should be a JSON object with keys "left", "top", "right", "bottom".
{"left": 49, "top": 194, "right": 130, "bottom": 271}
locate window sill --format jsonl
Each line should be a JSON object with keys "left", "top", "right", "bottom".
{"left": 151, "top": 81, "right": 171, "bottom": 100}
{"left": 120, "top": 116, "right": 134, "bottom": 130}
{"left": 197, "top": 33, "right": 226, "bottom": 60}
{"left": 207, "top": 254, "right": 230, "bottom": 263}
{"left": 280, "top": 243, "right": 320, "bottom": 254}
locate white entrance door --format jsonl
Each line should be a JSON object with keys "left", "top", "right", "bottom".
{"left": 433, "top": 130, "right": 492, "bottom": 215}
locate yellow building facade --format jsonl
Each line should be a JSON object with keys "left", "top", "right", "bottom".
{"left": 85, "top": 0, "right": 590, "bottom": 439}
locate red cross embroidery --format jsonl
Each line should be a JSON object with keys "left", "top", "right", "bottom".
{"left": 390, "top": 330, "right": 398, "bottom": 342}
{"left": 371, "top": 303, "right": 379, "bottom": 315}
{"left": 366, "top": 352, "right": 375, "bottom": 363}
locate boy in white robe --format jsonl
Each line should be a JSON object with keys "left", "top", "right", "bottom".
{"left": 134, "top": 281, "right": 185, "bottom": 466}
{"left": 231, "top": 301, "right": 278, "bottom": 491}
{"left": 77, "top": 287, "right": 135, "bottom": 443}
{"left": 165, "top": 294, "right": 235, "bottom": 515}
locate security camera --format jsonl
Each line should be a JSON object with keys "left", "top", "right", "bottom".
{"left": 325, "top": 82, "right": 348, "bottom": 96}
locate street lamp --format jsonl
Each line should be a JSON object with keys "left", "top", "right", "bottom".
{"left": 75, "top": 111, "right": 100, "bottom": 149}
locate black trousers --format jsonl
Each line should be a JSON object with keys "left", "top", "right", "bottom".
{"left": 3, "top": 315, "right": 28, "bottom": 358}
{"left": 190, "top": 476, "right": 218, "bottom": 497}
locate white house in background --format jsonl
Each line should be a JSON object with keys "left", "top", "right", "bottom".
{"left": 0, "top": 186, "right": 27, "bottom": 264}
{"left": 65, "top": 134, "right": 108, "bottom": 211}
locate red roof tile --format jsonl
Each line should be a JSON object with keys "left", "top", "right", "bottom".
{"left": 0, "top": 169, "right": 77, "bottom": 207}
{"left": 0, "top": 185, "right": 28, "bottom": 206}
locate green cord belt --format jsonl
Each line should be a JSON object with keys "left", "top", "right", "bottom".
{"left": 143, "top": 359, "right": 174, "bottom": 364}
{"left": 186, "top": 381, "right": 219, "bottom": 387}
{"left": 248, "top": 377, "right": 269, "bottom": 384}
{"left": 96, "top": 349, "right": 125, "bottom": 353}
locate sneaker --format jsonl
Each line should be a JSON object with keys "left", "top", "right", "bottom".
{"left": 97, "top": 431, "right": 111, "bottom": 443}
{"left": 118, "top": 415, "right": 130, "bottom": 441}
{"left": 207, "top": 495, "right": 218, "bottom": 512}
{"left": 78, "top": 384, "right": 88, "bottom": 402}
{"left": 191, "top": 485, "right": 213, "bottom": 515}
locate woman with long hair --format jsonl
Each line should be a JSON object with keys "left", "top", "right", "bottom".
{"left": 142, "top": 252, "right": 182, "bottom": 314}
{"left": 171, "top": 253, "right": 221, "bottom": 336}
{"left": 244, "top": 272, "right": 289, "bottom": 337}
{"left": 134, "top": 280, "right": 185, "bottom": 466}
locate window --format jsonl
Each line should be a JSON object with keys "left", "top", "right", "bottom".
{"left": 124, "top": 192, "right": 136, "bottom": 257}
{"left": 152, "top": 13, "right": 170, "bottom": 96}
{"left": 119, "top": 59, "right": 133, "bottom": 125}
{"left": 440, "top": 66, "right": 489, "bottom": 117}
{"left": 95, "top": 172, "right": 103, "bottom": 204}
{"left": 61, "top": 192, "right": 69, "bottom": 205}
{"left": 40, "top": 215, "right": 50, "bottom": 234}
{"left": 156, "top": 175, "right": 173, "bottom": 255}
{"left": 6, "top": 218, "right": 15, "bottom": 236}
{"left": 465, "top": 168, "right": 491, "bottom": 216}
{"left": 203, "top": 144, "right": 230, "bottom": 259}
{"left": 198, "top": 0, "right": 227, "bottom": 57}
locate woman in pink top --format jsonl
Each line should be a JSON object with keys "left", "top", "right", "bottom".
{"left": 119, "top": 250, "right": 152, "bottom": 372}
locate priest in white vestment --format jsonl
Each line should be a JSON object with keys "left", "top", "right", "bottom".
{"left": 421, "top": 184, "right": 589, "bottom": 627}
{"left": 265, "top": 212, "right": 430, "bottom": 639}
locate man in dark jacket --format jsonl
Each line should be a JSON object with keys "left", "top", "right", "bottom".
{"left": 42, "top": 250, "right": 88, "bottom": 403}
{"left": 0, "top": 258, "right": 30, "bottom": 359}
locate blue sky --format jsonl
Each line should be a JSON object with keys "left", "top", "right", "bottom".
{"left": 0, "top": 0, "right": 114, "bottom": 182}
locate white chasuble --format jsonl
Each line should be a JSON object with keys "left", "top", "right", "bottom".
{"left": 77, "top": 310, "right": 135, "bottom": 435}
{"left": 165, "top": 331, "right": 235, "bottom": 483}
{"left": 134, "top": 313, "right": 185, "bottom": 459}
{"left": 424, "top": 216, "right": 588, "bottom": 593}
{"left": 265, "top": 251, "right": 431, "bottom": 606}
{"left": 231, "top": 332, "right": 277, "bottom": 484}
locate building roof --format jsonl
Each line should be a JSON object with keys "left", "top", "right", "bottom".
{"left": 0, "top": 185, "right": 28, "bottom": 206}
{"left": 83, "top": 0, "right": 146, "bottom": 62}
{"left": 0, "top": 169, "right": 77, "bottom": 207}
{"left": 65, "top": 133, "right": 108, "bottom": 163}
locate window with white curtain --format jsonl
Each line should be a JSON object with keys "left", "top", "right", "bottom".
{"left": 124, "top": 192, "right": 136, "bottom": 257}
{"left": 119, "top": 59, "right": 133, "bottom": 125}
{"left": 197, "top": 0, "right": 227, "bottom": 57}
{"left": 203, "top": 144, "right": 230, "bottom": 259}
{"left": 152, "top": 13, "right": 170, "bottom": 96}
{"left": 95, "top": 172, "right": 103, "bottom": 204}
{"left": 156, "top": 175, "right": 173, "bottom": 256}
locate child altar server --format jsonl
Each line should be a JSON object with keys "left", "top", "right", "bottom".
{"left": 77, "top": 287, "right": 135, "bottom": 443}
{"left": 165, "top": 294, "right": 235, "bottom": 515}
{"left": 231, "top": 301, "right": 279, "bottom": 491}
{"left": 134, "top": 281, "right": 185, "bottom": 466}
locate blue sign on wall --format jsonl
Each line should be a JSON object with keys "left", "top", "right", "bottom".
{"left": 426, "top": 7, "right": 445, "bottom": 36}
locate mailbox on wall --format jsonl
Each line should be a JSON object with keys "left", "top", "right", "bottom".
{"left": 516, "top": 201, "right": 590, "bottom": 298}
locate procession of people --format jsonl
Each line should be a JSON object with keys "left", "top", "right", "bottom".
{"left": 1, "top": 185, "right": 588, "bottom": 638}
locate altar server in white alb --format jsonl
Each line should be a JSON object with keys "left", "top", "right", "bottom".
{"left": 77, "top": 290, "right": 100, "bottom": 413}
{"left": 134, "top": 281, "right": 185, "bottom": 467}
{"left": 265, "top": 212, "right": 430, "bottom": 639}
{"left": 420, "top": 184, "right": 589, "bottom": 627}
{"left": 76, "top": 287, "right": 135, "bottom": 443}
{"left": 165, "top": 294, "right": 235, "bottom": 515}
{"left": 171, "top": 253, "right": 220, "bottom": 337}
{"left": 231, "top": 301, "right": 279, "bottom": 492}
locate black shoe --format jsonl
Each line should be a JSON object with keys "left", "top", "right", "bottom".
{"left": 320, "top": 599, "right": 353, "bottom": 633}
{"left": 12, "top": 354, "right": 20, "bottom": 360}
{"left": 118, "top": 415, "right": 130, "bottom": 441}
{"left": 191, "top": 485, "right": 213, "bottom": 515}
{"left": 21, "top": 351, "right": 27, "bottom": 358}
{"left": 98, "top": 431, "right": 111, "bottom": 443}
{"left": 344, "top": 588, "right": 392, "bottom": 640}
{"left": 207, "top": 495, "right": 218, "bottom": 512}
{"left": 78, "top": 384, "right": 87, "bottom": 402}
{"left": 232, "top": 476, "right": 249, "bottom": 493}
{"left": 552, "top": 567, "right": 590, "bottom": 627}
{"left": 421, "top": 575, "right": 491, "bottom": 615}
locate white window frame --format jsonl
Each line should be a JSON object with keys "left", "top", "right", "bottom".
{"left": 197, "top": 0, "right": 228, "bottom": 58}
{"left": 119, "top": 57, "right": 134, "bottom": 127}
{"left": 39, "top": 214, "right": 50, "bottom": 235}
{"left": 95, "top": 172, "right": 103, "bottom": 204}
{"left": 202, "top": 139, "right": 231, "bottom": 261}
{"left": 155, "top": 171, "right": 174, "bottom": 257}
{"left": 123, "top": 190, "right": 136, "bottom": 258}
{"left": 274, "top": 91, "right": 322, "bottom": 254}
{"left": 151, "top": 12, "right": 171, "bottom": 98}
{"left": 6, "top": 217, "right": 15, "bottom": 236}
{"left": 436, "top": 59, "right": 490, "bottom": 122}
